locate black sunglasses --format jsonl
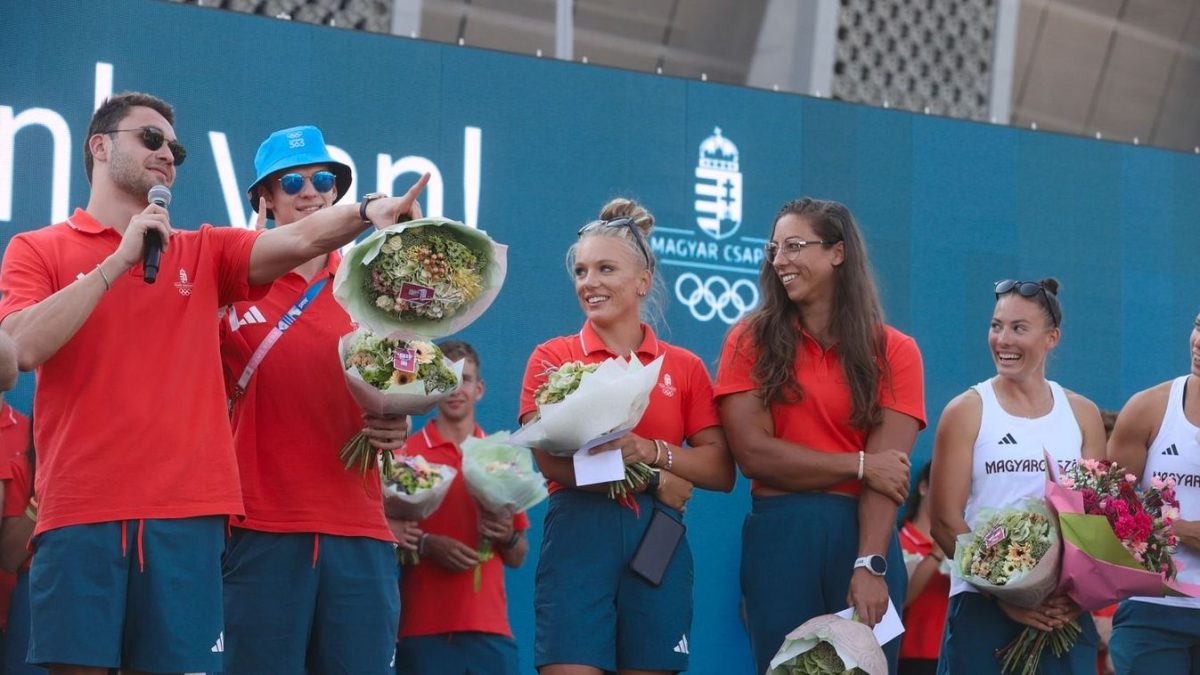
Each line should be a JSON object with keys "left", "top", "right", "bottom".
{"left": 101, "top": 126, "right": 187, "bottom": 166}
{"left": 994, "top": 279, "right": 1061, "bottom": 327}
{"left": 279, "top": 171, "right": 337, "bottom": 195}
{"left": 577, "top": 217, "right": 654, "bottom": 269}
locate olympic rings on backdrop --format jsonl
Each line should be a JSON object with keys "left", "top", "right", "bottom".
{"left": 674, "top": 273, "right": 757, "bottom": 324}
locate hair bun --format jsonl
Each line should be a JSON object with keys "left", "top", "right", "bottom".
{"left": 599, "top": 197, "right": 655, "bottom": 237}
{"left": 1039, "top": 277, "right": 1060, "bottom": 295}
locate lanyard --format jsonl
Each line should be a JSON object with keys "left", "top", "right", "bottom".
{"left": 231, "top": 276, "right": 328, "bottom": 400}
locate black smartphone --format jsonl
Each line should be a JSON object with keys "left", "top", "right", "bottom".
{"left": 629, "top": 508, "right": 686, "bottom": 586}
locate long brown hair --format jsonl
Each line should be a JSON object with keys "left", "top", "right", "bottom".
{"left": 738, "top": 198, "right": 888, "bottom": 429}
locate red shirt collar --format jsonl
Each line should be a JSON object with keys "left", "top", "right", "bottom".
{"left": 317, "top": 251, "right": 341, "bottom": 279}
{"left": 64, "top": 208, "right": 109, "bottom": 234}
{"left": 578, "top": 321, "right": 661, "bottom": 359}
{"left": 420, "top": 420, "right": 485, "bottom": 451}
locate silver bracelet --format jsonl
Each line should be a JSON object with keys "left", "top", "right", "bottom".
{"left": 664, "top": 446, "right": 673, "bottom": 472}
{"left": 95, "top": 263, "right": 111, "bottom": 291}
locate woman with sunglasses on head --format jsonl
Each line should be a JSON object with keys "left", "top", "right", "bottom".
{"left": 929, "top": 277, "right": 1103, "bottom": 674}
{"left": 1106, "top": 312, "right": 1200, "bottom": 674}
{"left": 218, "top": 126, "right": 420, "bottom": 674}
{"left": 518, "top": 198, "right": 734, "bottom": 675}
{"left": 715, "top": 198, "right": 926, "bottom": 674}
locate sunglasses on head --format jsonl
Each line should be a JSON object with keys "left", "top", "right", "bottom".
{"left": 994, "top": 279, "right": 1061, "bottom": 327}
{"left": 577, "top": 217, "right": 654, "bottom": 269}
{"left": 101, "top": 126, "right": 187, "bottom": 166}
{"left": 278, "top": 171, "right": 337, "bottom": 195}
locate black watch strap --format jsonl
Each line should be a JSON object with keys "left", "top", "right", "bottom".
{"left": 359, "top": 192, "right": 385, "bottom": 224}
{"left": 645, "top": 470, "right": 662, "bottom": 496}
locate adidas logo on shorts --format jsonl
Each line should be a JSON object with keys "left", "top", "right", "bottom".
{"left": 211, "top": 631, "right": 224, "bottom": 653}
{"left": 673, "top": 634, "right": 689, "bottom": 654}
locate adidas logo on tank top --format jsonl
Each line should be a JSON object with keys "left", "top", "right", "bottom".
{"left": 998, "top": 432, "right": 1017, "bottom": 445}
{"left": 1162, "top": 443, "right": 1180, "bottom": 456}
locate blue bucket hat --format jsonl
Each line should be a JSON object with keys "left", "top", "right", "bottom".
{"left": 246, "top": 125, "right": 353, "bottom": 217}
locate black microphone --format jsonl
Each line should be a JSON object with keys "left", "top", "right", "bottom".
{"left": 144, "top": 185, "right": 171, "bottom": 284}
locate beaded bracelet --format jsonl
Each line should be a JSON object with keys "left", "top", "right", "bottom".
{"left": 653, "top": 439, "right": 666, "bottom": 467}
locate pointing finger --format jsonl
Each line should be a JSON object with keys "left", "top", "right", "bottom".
{"left": 255, "top": 196, "right": 268, "bottom": 231}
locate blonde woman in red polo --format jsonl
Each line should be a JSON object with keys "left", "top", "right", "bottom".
{"left": 519, "top": 198, "right": 734, "bottom": 675}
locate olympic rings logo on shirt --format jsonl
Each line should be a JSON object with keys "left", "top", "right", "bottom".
{"left": 674, "top": 273, "right": 758, "bottom": 324}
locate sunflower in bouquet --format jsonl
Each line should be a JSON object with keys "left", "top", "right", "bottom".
{"left": 954, "top": 504, "right": 1073, "bottom": 675}
{"left": 341, "top": 331, "right": 459, "bottom": 474}
{"left": 533, "top": 361, "right": 656, "bottom": 509}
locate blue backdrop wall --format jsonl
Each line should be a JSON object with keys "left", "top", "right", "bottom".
{"left": 3, "top": 1, "right": 1199, "bottom": 672}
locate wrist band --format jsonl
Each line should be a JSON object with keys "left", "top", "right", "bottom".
{"left": 501, "top": 532, "right": 521, "bottom": 549}
{"left": 652, "top": 439, "right": 665, "bottom": 467}
{"left": 417, "top": 533, "right": 428, "bottom": 556}
{"left": 23, "top": 505, "right": 36, "bottom": 522}
{"left": 857, "top": 451, "right": 865, "bottom": 481}
{"left": 95, "top": 264, "right": 111, "bottom": 291}
{"left": 664, "top": 446, "right": 673, "bottom": 472}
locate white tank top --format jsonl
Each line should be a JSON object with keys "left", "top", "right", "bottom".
{"left": 951, "top": 378, "right": 1084, "bottom": 596}
{"left": 1132, "top": 375, "right": 1200, "bottom": 609}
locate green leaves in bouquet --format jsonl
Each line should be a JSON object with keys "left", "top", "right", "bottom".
{"left": 786, "top": 640, "right": 867, "bottom": 675}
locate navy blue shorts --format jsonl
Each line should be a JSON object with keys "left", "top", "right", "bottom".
{"left": 741, "top": 492, "right": 907, "bottom": 675}
{"left": 938, "top": 592, "right": 1098, "bottom": 675}
{"left": 28, "top": 517, "right": 225, "bottom": 672}
{"left": 534, "top": 490, "right": 693, "bottom": 672}
{"left": 5, "top": 569, "right": 45, "bottom": 674}
{"left": 395, "top": 632, "right": 518, "bottom": 675}
{"left": 1109, "top": 600, "right": 1200, "bottom": 673}
{"left": 221, "top": 528, "right": 400, "bottom": 675}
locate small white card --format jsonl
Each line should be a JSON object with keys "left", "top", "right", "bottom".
{"left": 572, "top": 427, "right": 632, "bottom": 486}
{"left": 835, "top": 598, "right": 905, "bottom": 645}
{"left": 573, "top": 447, "right": 626, "bottom": 486}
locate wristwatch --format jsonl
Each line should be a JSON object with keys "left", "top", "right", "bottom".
{"left": 853, "top": 554, "right": 887, "bottom": 576}
{"left": 359, "top": 192, "right": 387, "bottom": 224}
{"left": 645, "top": 470, "right": 662, "bottom": 497}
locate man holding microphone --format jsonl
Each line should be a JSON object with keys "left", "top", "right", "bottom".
{"left": 0, "top": 92, "right": 427, "bottom": 675}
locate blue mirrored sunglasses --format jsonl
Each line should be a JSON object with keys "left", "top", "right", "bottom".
{"left": 279, "top": 170, "right": 337, "bottom": 195}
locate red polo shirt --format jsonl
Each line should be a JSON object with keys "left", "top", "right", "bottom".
{"left": 0, "top": 404, "right": 27, "bottom": 482}
{"left": 0, "top": 209, "right": 266, "bottom": 535}
{"left": 398, "top": 422, "right": 530, "bottom": 638}
{"left": 518, "top": 322, "right": 722, "bottom": 493}
{"left": 2, "top": 448, "right": 33, "bottom": 573}
{"left": 220, "top": 254, "right": 392, "bottom": 541}
{"left": 714, "top": 322, "right": 926, "bottom": 496}
{"left": 0, "top": 405, "right": 28, "bottom": 629}
{"left": 898, "top": 522, "right": 949, "bottom": 660}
